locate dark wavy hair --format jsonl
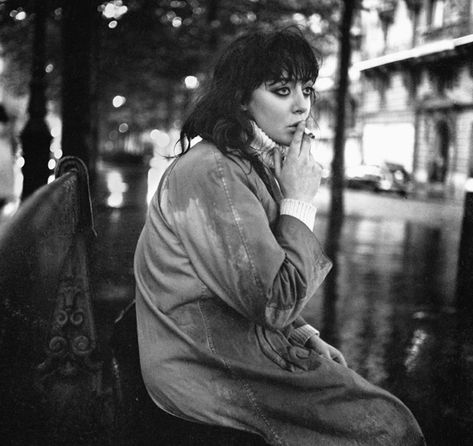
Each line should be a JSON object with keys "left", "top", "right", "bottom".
{"left": 180, "top": 27, "right": 320, "bottom": 166}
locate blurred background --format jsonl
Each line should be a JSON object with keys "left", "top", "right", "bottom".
{"left": 1, "top": 1, "right": 473, "bottom": 445}
{"left": 1, "top": 0, "right": 473, "bottom": 205}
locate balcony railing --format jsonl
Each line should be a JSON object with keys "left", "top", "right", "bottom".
{"left": 420, "top": 19, "right": 473, "bottom": 43}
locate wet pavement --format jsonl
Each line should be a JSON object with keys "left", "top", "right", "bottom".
{"left": 91, "top": 158, "right": 472, "bottom": 446}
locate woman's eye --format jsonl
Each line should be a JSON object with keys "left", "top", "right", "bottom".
{"left": 303, "top": 87, "right": 314, "bottom": 96}
{"left": 274, "top": 87, "right": 290, "bottom": 96}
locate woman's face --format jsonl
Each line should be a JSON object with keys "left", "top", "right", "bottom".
{"left": 246, "top": 78, "right": 314, "bottom": 146}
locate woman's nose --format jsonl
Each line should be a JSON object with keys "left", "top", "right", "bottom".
{"left": 291, "top": 89, "right": 309, "bottom": 114}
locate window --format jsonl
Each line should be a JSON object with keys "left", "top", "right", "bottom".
{"left": 428, "top": 0, "right": 445, "bottom": 27}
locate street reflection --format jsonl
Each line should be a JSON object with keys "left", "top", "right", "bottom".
{"left": 321, "top": 209, "right": 344, "bottom": 347}
{"left": 404, "top": 327, "right": 430, "bottom": 373}
{"left": 105, "top": 170, "right": 128, "bottom": 208}
{"left": 305, "top": 209, "right": 471, "bottom": 445}
{"left": 323, "top": 217, "right": 458, "bottom": 376}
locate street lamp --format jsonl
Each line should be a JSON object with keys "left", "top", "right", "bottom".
{"left": 20, "top": 0, "right": 52, "bottom": 199}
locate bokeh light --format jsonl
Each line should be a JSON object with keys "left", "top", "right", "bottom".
{"left": 101, "top": 1, "right": 128, "bottom": 20}
{"left": 106, "top": 170, "right": 128, "bottom": 208}
{"left": 184, "top": 75, "right": 199, "bottom": 89}
{"left": 172, "top": 17, "right": 182, "bottom": 27}
{"left": 150, "top": 129, "right": 171, "bottom": 147}
{"left": 112, "top": 95, "right": 126, "bottom": 108}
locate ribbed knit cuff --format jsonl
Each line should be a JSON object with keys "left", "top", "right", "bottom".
{"left": 280, "top": 198, "right": 317, "bottom": 231}
{"left": 289, "top": 324, "right": 320, "bottom": 346}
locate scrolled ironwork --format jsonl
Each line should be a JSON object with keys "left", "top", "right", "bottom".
{"left": 48, "top": 336, "right": 67, "bottom": 355}
{"left": 37, "top": 235, "right": 100, "bottom": 380}
{"left": 72, "top": 335, "right": 92, "bottom": 355}
{"left": 70, "top": 309, "right": 85, "bottom": 326}
{"left": 55, "top": 309, "right": 69, "bottom": 326}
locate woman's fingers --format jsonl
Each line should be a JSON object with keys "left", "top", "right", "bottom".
{"left": 287, "top": 121, "right": 306, "bottom": 158}
{"left": 308, "top": 336, "right": 331, "bottom": 360}
{"left": 307, "top": 336, "right": 348, "bottom": 367}
{"left": 287, "top": 118, "right": 315, "bottom": 159}
{"left": 321, "top": 347, "right": 332, "bottom": 361}
{"left": 299, "top": 130, "right": 313, "bottom": 159}
{"left": 275, "top": 118, "right": 321, "bottom": 202}
{"left": 329, "top": 346, "right": 348, "bottom": 367}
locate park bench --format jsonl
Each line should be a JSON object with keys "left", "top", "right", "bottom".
{"left": 0, "top": 156, "right": 267, "bottom": 445}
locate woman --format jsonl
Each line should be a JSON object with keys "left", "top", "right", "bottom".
{"left": 134, "top": 28, "right": 425, "bottom": 445}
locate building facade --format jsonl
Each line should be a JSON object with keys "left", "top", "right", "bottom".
{"left": 356, "top": 0, "right": 473, "bottom": 199}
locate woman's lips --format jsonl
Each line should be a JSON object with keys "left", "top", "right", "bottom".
{"left": 287, "top": 123, "right": 315, "bottom": 136}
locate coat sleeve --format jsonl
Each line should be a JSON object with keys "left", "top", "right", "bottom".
{"left": 166, "top": 148, "right": 332, "bottom": 330}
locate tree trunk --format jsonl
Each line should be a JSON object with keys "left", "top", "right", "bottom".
{"left": 206, "top": 0, "right": 219, "bottom": 51}
{"left": 61, "top": 0, "right": 98, "bottom": 176}
{"left": 323, "top": 0, "right": 356, "bottom": 339}
{"left": 328, "top": 0, "right": 356, "bottom": 227}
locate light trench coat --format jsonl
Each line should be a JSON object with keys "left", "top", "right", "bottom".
{"left": 134, "top": 141, "right": 425, "bottom": 446}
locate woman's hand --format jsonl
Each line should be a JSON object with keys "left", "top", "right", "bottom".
{"left": 306, "top": 335, "right": 348, "bottom": 367}
{"left": 274, "top": 120, "right": 322, "bottom": 203}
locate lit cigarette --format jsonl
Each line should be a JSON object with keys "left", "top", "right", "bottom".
{"left": 304, "top": 128, "right": 316, "bottom": 139}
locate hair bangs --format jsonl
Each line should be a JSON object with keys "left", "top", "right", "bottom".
{"left": 260, "top": 32, "right": 319, "bottom": 84}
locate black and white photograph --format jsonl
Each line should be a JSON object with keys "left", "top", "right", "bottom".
{"left": 0, "top": 1, "right": 472, "bottom": 445}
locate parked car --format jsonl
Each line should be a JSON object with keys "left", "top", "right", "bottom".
{"left": 345, "top": 163, "right": 412, "bottom": 197}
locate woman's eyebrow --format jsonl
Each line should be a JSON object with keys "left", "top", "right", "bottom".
{"left": 266, "top": 78, "right": 290, "bottom": 87}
